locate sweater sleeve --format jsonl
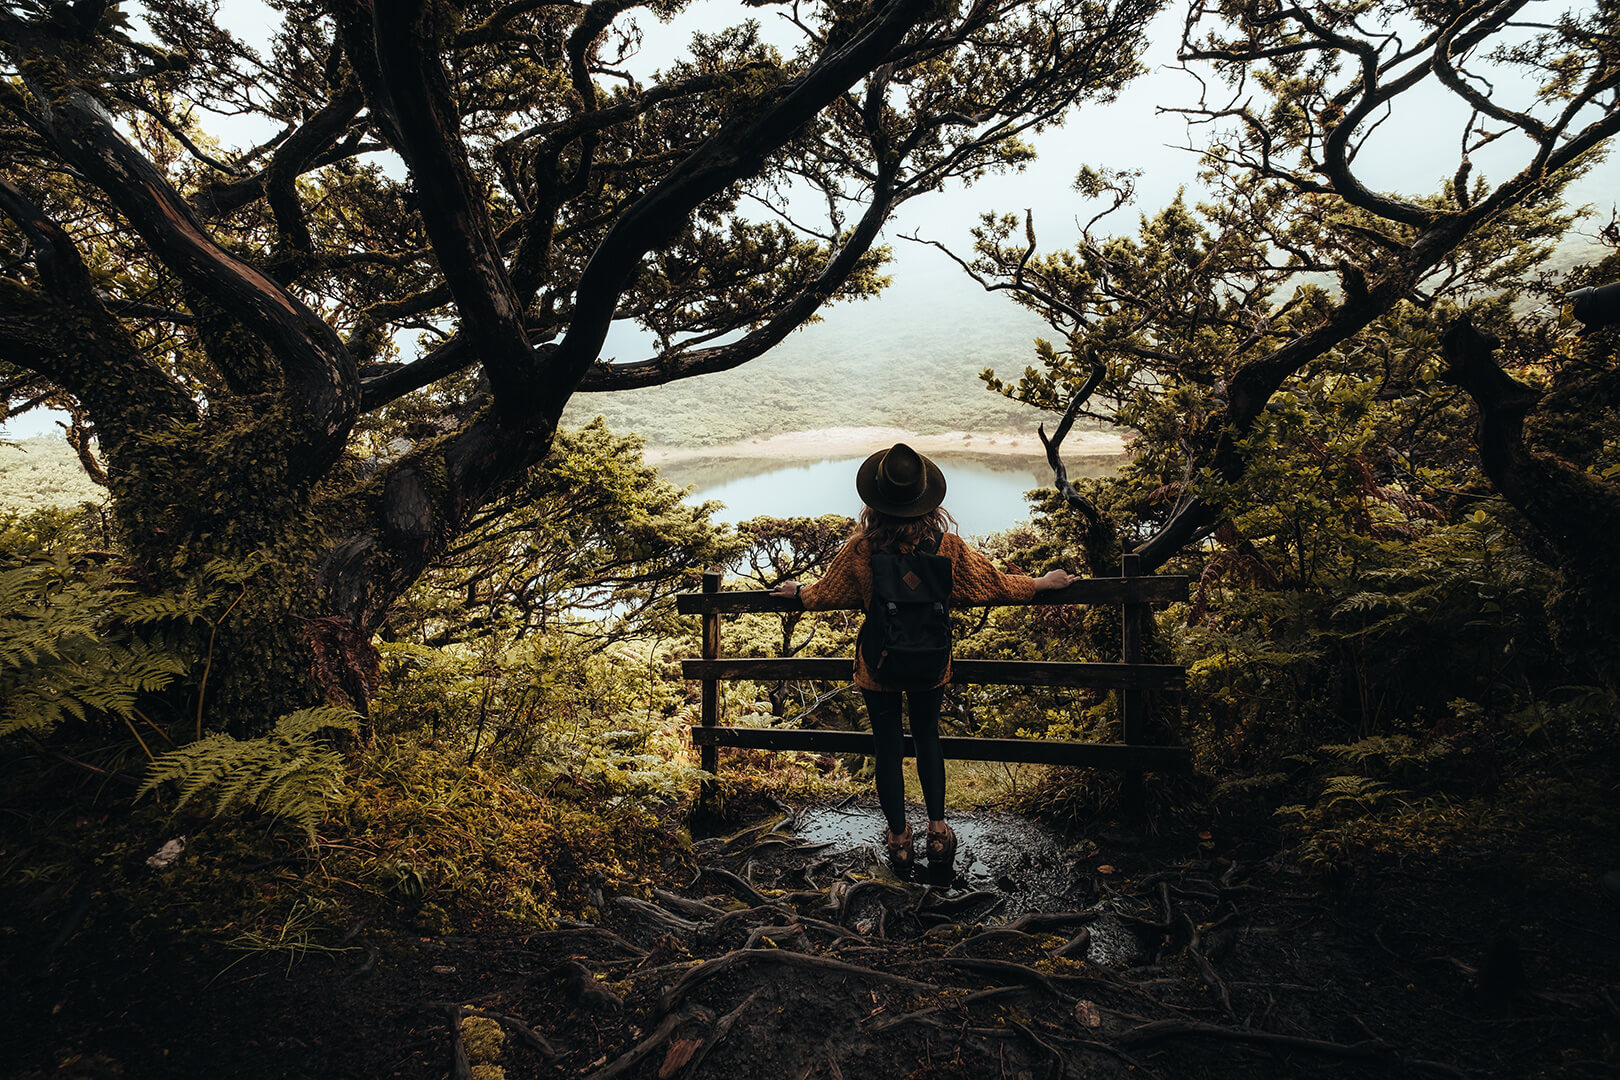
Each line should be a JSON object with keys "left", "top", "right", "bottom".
{"left": 944, "top": 533, "right": 1040, "bottom": 604}
{"left": 798, "top": 537, "right": 868, "bottom": 611}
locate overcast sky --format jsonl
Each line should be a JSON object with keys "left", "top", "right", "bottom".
{"left": 3, "top": 0, "right": 1615, "bottom": 439}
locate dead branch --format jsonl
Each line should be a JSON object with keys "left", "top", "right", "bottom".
{"left": 1038, "top": 355, "right": 1121, "bottom": 576}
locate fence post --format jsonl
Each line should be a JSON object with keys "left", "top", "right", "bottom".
{"left": 700, "top": 569, "right": 721, "bottom": 774}
{"left": 1119, "top": 552, "right": 1147, "bottom": 821}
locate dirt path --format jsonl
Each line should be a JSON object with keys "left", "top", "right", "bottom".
{"left": 9, "top": 797, "right": 1620, "bottom": 1078}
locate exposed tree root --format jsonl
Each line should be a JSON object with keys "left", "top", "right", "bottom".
{"left": 658, "top": 947, "right": 936, "bottom": 1015}
{"left": 585, "top": 1005, "right": 704, "bottom": 1080}
{"left": 685, "top": 989, "right": 762, "bottom": 1075}
{"left": 406, "top": 805, "right": 1481, "bottom": 1080}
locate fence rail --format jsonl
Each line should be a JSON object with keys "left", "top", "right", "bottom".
{"left": 681, "top": 657, "right": 1186, "bottom": 690}
{"left": 680, "top": 553, "right": 1195, "bottom": 797}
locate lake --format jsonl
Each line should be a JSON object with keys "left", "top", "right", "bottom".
{"left": 655, "top": 450, "right": 1122, "bottom": 538}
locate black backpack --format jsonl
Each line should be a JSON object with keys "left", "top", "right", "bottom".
{"left": 860, "top": 533, "right": 954, "bottom": 689}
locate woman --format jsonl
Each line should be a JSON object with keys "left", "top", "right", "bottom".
{"left": 770, "top": 443, "right": 1078, "bottom": 873}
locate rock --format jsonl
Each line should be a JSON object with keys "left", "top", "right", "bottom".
{"left": 145, "top": 837, "right": 186, "bottom": 871}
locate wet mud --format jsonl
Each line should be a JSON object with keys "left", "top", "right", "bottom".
{"left": 791, "top": 798, "right": 1151, "bottom": 965}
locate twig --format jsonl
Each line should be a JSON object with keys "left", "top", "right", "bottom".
{"left": 1175, "top": 910, "right": 1233, "bottom": 1016}
{"left": 1006, "top": 912, "right": 1099, "bottom": 935}
{"left": 518, "top": 926, "right": 647, "bottom": 957}
{"left": 1053, "top": 928, "right": 1091, "bottom": 959}
{"left": 612, "top": 895, "right": 704, "bottom": 937}
{"left": 652, "top": 888, "right": 727, "bottom": 922}
{"left": 919, "top": 957, "right": 1070, "bottom": 1001}
{"left": 742, "top": 923, "right": 810, "bottom": 950}
{"left": 462, "top": 1007, "right": 554, "bottom": 1058}
{"left": 946, "top": 928, "right": 1038, "bottom": 956}
{"left": 195, "top": 580, "right": 247, "bottom": 739}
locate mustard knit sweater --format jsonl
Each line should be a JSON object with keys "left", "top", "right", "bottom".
{"left": 798, "top": 531, "right": 1040, "bottom": 691}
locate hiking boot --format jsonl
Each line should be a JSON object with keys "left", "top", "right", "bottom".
{"left": 884, "top": 824, "right": 915, "bottom": 873}
{"left": 925, "top": 823, "right": 957, "bottom": 868}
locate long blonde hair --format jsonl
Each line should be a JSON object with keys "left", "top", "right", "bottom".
{"left": 856, "top": 505, "right": 957, "bottom": 554}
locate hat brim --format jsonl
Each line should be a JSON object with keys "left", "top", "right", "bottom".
{"left": 855, "top": 447, "right": 947, "bottom": 518}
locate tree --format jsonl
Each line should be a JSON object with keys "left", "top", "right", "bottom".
{"left": 960, "top": 0, "right": 1619, "bottom": 580}
{"left": 0, "top": 0, "right": 1159, "bottom": 724}
{"left": 1440, "top": 276, "right": 1620, "bottom": 685}
{"left": 726, "top": 513, "right": 857, "bottom": 717}
{"left": 391, "top": 418, "right": 738, "bottom": 649}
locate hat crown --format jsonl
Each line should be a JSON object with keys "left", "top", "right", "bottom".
{"left": 855, "top": 442, "right": 946, "bottom": 518}
{"left": 875, "top": 444, "right": 926, "bottom": 500}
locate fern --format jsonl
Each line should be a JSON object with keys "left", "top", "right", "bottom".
{"left": 1316, "top": 774, "right": 1410, "bottom": 813}
{"left": 0, "top": 557, "right": 190, "bottom": 739}
{"left": 138, "top": 707, "right": 359, "bottom": 841}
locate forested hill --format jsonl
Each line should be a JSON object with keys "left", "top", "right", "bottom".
{"left": 563, "top": 264, "right": 1054, "bottom": 447}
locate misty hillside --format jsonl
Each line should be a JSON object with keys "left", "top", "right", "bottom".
{"left": 565, "top": 261, "right": 1062, "bottom": 446}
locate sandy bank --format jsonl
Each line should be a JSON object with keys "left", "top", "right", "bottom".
{"left": 643, "top": 426, "right": 1126, "bottom": 464}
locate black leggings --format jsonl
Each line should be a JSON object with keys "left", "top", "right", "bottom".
{"left": 861, "top": 686, "right": 947, "bottom": 833}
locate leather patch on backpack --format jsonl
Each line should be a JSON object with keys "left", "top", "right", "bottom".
{"left": 902, "top": 570, "right": 922, "bottom": 591}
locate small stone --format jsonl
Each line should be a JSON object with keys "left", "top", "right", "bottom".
{"left": 145, "top": 837, "right": 187, "bottom": 871}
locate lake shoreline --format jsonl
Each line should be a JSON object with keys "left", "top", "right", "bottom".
{"left": 643, "top": 425, "right": 1126, "bottom": 465}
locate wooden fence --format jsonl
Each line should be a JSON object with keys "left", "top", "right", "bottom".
{"left": 677, "top": 553, "right": 1193, "bottom": 780}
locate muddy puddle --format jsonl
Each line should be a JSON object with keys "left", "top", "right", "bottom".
{"left": 790, "top": 799, "right": 1151, "bottom": 965}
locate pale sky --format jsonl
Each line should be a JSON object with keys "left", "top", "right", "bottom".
{"left": 2, "top": 0, "right": 1614, "bottom": 440}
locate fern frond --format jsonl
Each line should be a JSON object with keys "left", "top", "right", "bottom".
{"left": 139, "top": 709, "right": 359, "bottom": 842}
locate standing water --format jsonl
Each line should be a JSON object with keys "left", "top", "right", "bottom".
{"left": 660, "top": 451, "right": 1120, "bottom": 538}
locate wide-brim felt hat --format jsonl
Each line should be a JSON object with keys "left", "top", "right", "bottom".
{"left": 856, "top": 443, "right": 947, "bottom": 518}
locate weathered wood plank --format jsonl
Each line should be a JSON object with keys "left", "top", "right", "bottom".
{"left": 680, "top": 657, "right": 1185, "bottom": 689}
{"left": 1118, "top": 552, "right": 1149, "bottom": 817}
{"left": 675, "top": 576, "right": 1192, "bottom": 615}
{"left": 690, "top": 726, "right": 1192, "bottom": 770}
{"left": 699, "top": 570, "right": 721, "bottom": 773}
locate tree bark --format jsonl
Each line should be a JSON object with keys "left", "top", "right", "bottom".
{"left": 319, "top": 0, "right": 933, "bottom": 635}
{"left": 1441, "top": 317, "right": 1620, "bottom": 687}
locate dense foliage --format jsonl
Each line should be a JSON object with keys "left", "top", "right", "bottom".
{"left": 1, "top": 4, "right": 1618, "bottom": 1030}
{"left": 0, "top": 0, "right": 1160, "bottom": 729}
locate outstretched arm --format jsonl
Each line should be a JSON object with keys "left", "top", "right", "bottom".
{"left": 771, "top": 538, "right": 867, "bottom": 610}
{"left": 947, "top": 535, "right": 1076, "bottom": 603}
